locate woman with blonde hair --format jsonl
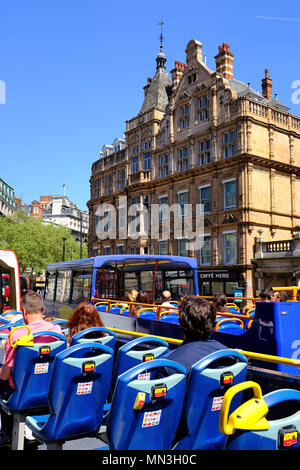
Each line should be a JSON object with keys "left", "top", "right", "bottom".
{"left": 67, "top": 302, "right": 106, "bottom": 343}
{"left": 127, "top": 289, "right": 138, "bottom": 303}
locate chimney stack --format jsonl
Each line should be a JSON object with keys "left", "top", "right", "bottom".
{"left": 171, "top": 60, "right": 186, "bottom": 93}
{"left": 214, "top": 42, "right": 234, "bottom": 80}
{"left": 261, "top": 68, "right": 272, "bottom": 101}
{"left": 143, "top": 77, "right": 152, "bottom": 97}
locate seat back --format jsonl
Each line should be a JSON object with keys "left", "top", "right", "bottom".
{"left": 38, "top": 343, "right": 114, "bottom": 441}
{"left": 215, "top": 318, "right": 245, "bottom": 335}
{"left": 223, "top": 385, "right": 300, "bottom": 450}
{"left": 174, "top": 349, "right": 248, "bottom": 450}
{"left": 70, "top": 327, "right": 116, "bottom": 351}
{"left": 7, "top": 331, "right": 67, "bottom": 412}
{"left": 112, "top": 336, "right": 169, "bottom": 387}
{"left": 107, "top": 359, "right": 187, "bottom": 450}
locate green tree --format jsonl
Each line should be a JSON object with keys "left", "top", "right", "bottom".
{"left": 0, "top": 210, "right": 88, "bottom": 274}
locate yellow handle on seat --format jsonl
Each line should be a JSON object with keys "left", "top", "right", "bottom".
{"left": 9, "top": 325, "right": 34, "bottom": 348}
{"left": 219, "top": 381, "right": 269, "bottom": 435}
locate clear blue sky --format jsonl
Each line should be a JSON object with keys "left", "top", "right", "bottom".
{"left": 0, "top": 0, "right": 299, "bottom": 211}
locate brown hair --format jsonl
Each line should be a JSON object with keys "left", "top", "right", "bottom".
{"left": 135, "top": 291, "right": 149, "bottom": 304}
{"left": 67, "top": 302, "right": 105, "bottom": 341}
{"left": 178, "top": 296, "right": 216, "bottom": 341}
{"left": 212, "top": 293, "right": 229, "bottom": 312}
{"left": 21, "top": 291, "right": 45, "bottom": 314}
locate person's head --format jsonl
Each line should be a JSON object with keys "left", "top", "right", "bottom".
{"left": 127, "top": 289, "right": 139, "bottom": 302}
{"left": 21, "top": 291, "right": 45, "bottom": 323}
{"left": 67, "top": 302, "right": 105, "bottom": 339}
{"left": 178, "top": 296, "right": 216, "bottom": 341}
{"left": 297, "top": 291, "right": 300, "bottom": 302}
{"left": 136, "top": 291, "right": 149, "bottom": 305}
{"left": 279, "top": 291, "right": 288, "bottom": 302}
{"left": 212, "top": 293, "right": 228, "bottom": 312}
{"left": 271, "top": 291, "right": 281, "bottom": 302}
{"left": 259, "top": 287, "right": 273, "bottom": 302}
{"left": 161, "top": 290, "right": 172, "bottom": 302}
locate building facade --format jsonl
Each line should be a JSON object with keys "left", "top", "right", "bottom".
{"left": 42, "top": 195, "right": 89, "bottom": 242}
{"left": 0, "top": 178, "right": 15, "bottom": 217}
{"left": 87, "top": 39, "right": 300, "bottom": 298}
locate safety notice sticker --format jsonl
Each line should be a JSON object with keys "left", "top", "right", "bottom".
{"left": 34, "top": 363, "right": 49, "bottom": 374}
{"left": 138, "top": 372, "right": 151, "bottom": 381}
{"left": 211, "top": 396, "right": 223, "bottom": 411}
{"left": 77, "top": 382, "right": 93, "bottom": 395}
{"left": 142, "top": 410, "right": 162, "bottom": 427}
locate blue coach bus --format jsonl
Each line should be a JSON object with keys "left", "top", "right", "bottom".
{"left": 44, "top": 255, "right": 198, "bottom": 337}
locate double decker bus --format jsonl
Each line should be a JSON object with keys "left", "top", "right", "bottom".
{"left": 0, "top": 249, "right": 21, "bottom": 314}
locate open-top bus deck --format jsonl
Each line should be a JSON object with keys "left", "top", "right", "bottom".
{"left": 1, "top": 254, "right": 300, "bottom": 451}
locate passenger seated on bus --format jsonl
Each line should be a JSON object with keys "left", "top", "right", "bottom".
{"left": 297, "top": 292, "right": 300, "bottom": 302}
{"left": 0, "top": 292, "right": 62, "bottom": 445}
{"left": 271, "top": 291, "right": 280, "bottom": 302}
{"left": 133, "top": 291, "right": 150, "bottom": 316}
{"left": 67, "top": 302, "right": 106, "bottom": 344}
{"left": 159, "top": 290, "right": 175, "bottom": 315}
{"left": 126, "top": 289, "right": 139, "bottom": 303}
{"left": 279, "top": 291, "right": 288, "bottom": 302}
{"left": 161, "top": 296, "right": 227, "bottom": 374}
{"left": 212, "top": 293, "right": 231, "bottom": 314}
{"left": 259, "top": 287, "right": 273, "bottom": 302}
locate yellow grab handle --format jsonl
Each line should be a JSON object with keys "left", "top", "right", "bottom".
{"left": 219, "top": 381, "right": 269, "bottom": 435}
{"left": 9, "top": 325, "right": 34, "bottom": 348}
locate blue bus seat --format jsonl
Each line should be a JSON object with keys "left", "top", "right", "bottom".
{"left": 0, "top": 331, "right": 67, "bottom": 450}
{"left": 25, "top": 343, "right": 114, "bottom": 449}
{"left": 70, "top": 327, "right": 116, "bottom": 351}
{"left": 95, "top": 302, "right": 109, "bottom": 312}
{"left": 138, "top": 312, "right": 157, "bottom": 320}
{"left": 51, "top": 320, "right": 69, "bottom": 336}
{"left": 221, "top": 382, "right": 300, "bottom": 450}
{"left": 105, "top": 359, "right": 187, "bottom": 450}
{"left": 215, "top": 318, "right": 245, "bottom": 335}
{"left": 174, "top": 349, "right": 248, "bottom": 450}
{"left": 112, "top": 336, "right": 169, "bottom": 388}
{"left": 109, "top": 303, "right": 129, "bottom": 314}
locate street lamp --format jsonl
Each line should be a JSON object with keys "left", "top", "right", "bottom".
{"left": 62, "top": 237, "right": 67, "bottom": 261}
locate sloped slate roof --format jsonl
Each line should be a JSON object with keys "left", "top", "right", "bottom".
{"left": 140, "top": 70, "right": 171, "bottom": 114}
{"left": 228, "top": 78, "right": 289, "bottom": 111}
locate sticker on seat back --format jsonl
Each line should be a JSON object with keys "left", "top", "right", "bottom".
{"left": 211, "top": 396, "right": 224, "bottom": 411}
{"left": 138, "top": 372, "right": 151, "bottom": 381}
{"left": 76, "top": 382, "right": 93, "bottom": 395}
{"left": 142, "top": 409, "right": 162, "bottom": 427}
{"left": 34, "top": 363, "right": 49, "bottom": 374}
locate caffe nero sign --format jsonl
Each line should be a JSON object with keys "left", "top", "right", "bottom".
{"left": 198, "top": 270, "right": 232, "bottom": 281}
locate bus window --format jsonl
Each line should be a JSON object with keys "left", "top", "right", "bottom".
{"left": 95, "top": 268, "right": 119, "bottom": 299}
{"left": 56, "top": 270, "right": 72, "bottom": 303}
{"left": 123, "top": 272, "right": 139, "bottom": 299}
{"left": 71, "top": 270, "right": 92, "bottom": 304}
{"left": 164, "top": 269, "right": 194, "bottom": 300}
{"left": 45, "top": 272, "right": 56, "bottom": 302}
{"left": 140, "top": 271, "right": 154, "bottom": 302}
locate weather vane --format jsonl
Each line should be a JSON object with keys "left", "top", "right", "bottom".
{"left": 158, "top": 19, "right": 164, "bottom": 52}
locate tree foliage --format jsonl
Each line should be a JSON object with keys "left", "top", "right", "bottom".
{"left": 0, "top": 210, "right": 88, "bottom": 273}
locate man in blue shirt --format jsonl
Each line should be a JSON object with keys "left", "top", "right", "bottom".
{"left": 164, "top": 296, "right": 227, "bottom": 373}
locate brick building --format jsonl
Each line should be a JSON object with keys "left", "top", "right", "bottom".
{"left": 87, "top": 39, "right": 300, "bottom": 298}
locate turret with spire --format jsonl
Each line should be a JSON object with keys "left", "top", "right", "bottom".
{"left": 139, "top": 21, "right": 171, "bottom": 114}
